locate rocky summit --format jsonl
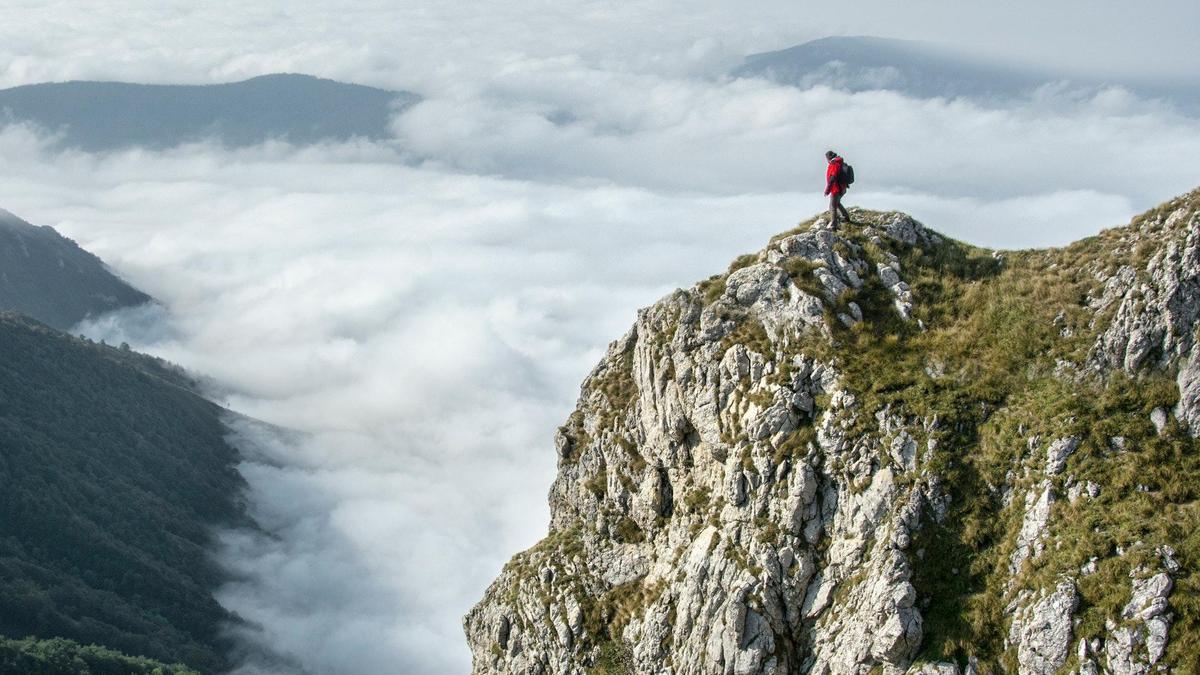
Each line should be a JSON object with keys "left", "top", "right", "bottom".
{"left": 466, "top": 189, "right": 1200, "bottom": 675}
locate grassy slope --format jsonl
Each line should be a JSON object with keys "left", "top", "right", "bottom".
{"left": 0, "top": 313, "right": 246, "bottom": 672}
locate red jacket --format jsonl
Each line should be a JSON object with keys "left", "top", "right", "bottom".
{"left": 825, "top": 157, "right": 845, "bottom": 196}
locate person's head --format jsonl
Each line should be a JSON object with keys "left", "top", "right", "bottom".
{"left": 825, "top": 150, "right": 837, "bottom": 161}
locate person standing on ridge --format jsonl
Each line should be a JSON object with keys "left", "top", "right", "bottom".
{"left": 824, "top": 150, "right": 852, "bottom": 228}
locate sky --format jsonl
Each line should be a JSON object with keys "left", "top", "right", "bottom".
{"left": 1, "top": 2, "right": 1199, "bottom": 673}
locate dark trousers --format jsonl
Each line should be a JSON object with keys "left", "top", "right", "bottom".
{"left": 830, "top": 192, "right": 850, "bottom": 227}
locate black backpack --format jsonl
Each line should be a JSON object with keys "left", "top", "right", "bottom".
{"left": 840, "top": 162, "right": 855, "bottom": 186}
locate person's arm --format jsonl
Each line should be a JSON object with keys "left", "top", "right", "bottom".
{"left": 825, "top": 165, "right": 835, "bottom": 194}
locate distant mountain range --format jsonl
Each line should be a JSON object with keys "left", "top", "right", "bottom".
{"left": 0, "top": 73, "right": 418, "bottom": 151}
{"left": 733, "top": 36, "right": 1200, "bottom": 112}
{"left": 0, "top": 208, "right": 151, "bottom": 331}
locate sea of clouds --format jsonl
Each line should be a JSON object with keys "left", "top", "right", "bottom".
{"left": 3, "top": 1, "right": 1200, "bottom": 672}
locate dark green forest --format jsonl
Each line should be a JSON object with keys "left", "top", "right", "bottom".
{"left": 0, "top": 635, "right": 198, "bottom": 675}
{"left": 0, "top": 312, "right": 247, "bottom": 672}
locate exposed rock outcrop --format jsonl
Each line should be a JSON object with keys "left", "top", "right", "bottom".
{"left": 1007, "top": 580, "right": 1078, "bottom": 675}
{"left": 468, "top": 191, "right": 1200, "bottom": 674}
{"left": 1100, "top": 571, "right": 1175, "bottom": 675}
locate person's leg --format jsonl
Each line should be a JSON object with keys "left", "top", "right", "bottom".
{"left": 830, "top": 193, "right": 842, "bottom": 228}
{"left": 838, "top": 197, "right": 851, "bottom": 223}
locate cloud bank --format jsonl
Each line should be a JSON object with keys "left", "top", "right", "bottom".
{"left": 4, "top": 0, "right": 1199, "bottom": 90}
{"left": 3, "top": 3, "right": 1200, "bottom": 673}
{"left": 17, "top": 134, "right": 805, "bottom": 674}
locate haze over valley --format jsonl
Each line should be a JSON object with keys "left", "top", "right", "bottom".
{"left": 2, "top": 1, "right": 1199, "bottom": 673}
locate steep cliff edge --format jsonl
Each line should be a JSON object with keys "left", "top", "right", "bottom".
{"left": 467, "top": 189, "right": 1200, "bottom": 675}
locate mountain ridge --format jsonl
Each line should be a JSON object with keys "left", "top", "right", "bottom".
{"left": 0, "top": 208, "right": 152, "bottom": 331}
{"left": 0, "top": 73, "right": 418, "bottom": 150}
{"left": 466, "top": 188, "right": 1200, "bottom": 674}
{"left": 732, "top": 36, "right": 1200, "bottom": 112}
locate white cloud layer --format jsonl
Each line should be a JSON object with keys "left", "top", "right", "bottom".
{"left": 7, "top": 132, "right": 809, "bottom": 674}
{"left": 3, "top": 0, "right": 1199, "bottom": 90}
{"left": 2, "top": 2, "right": 1200, "bottom": 673}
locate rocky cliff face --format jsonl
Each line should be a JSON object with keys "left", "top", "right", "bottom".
{"left": 466, "top": 189, "right": 1200, "bottom": 675}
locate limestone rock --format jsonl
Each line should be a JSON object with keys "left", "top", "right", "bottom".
{"left": 1044, "top": 437, "right": 1079, "bottom": 475}
{"left": 1089, "top": 197, "right": 1200, "bottom": 433}
{"left": 908, "top": 664, "right": 960, "bottom": 675}
{"left": 1010, "top": 481, "right": 1053, "bottom": 574}
{"left": 1008, "top": 580, "right": 1078, "bottom": 675}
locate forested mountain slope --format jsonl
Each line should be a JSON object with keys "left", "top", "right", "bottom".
{"left": 0, "top": 312, "right": 247, "bottom": 673}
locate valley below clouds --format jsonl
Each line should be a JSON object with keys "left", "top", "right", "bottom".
{"left": 2, "top": 1, "right": 1199, "bottom": 672}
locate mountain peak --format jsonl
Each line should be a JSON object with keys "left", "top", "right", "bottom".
{"left": 466, "top": 190, "right": 1200, "bottom": 674}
